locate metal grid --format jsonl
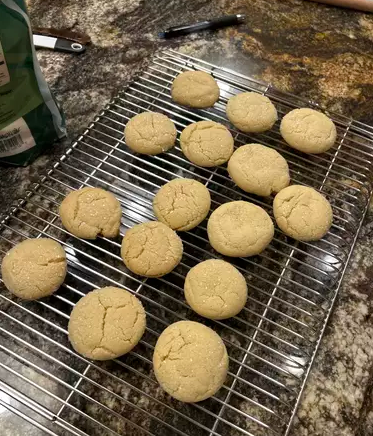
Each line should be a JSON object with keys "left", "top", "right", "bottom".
{"left": 0, "top": 49, "right": 372, "bottom": 436}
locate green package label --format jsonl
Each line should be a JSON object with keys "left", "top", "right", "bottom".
{"left": 0, "top": 0, "right": 66, "bottom": 166}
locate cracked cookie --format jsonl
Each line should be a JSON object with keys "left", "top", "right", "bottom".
{"left": 1, "top": 238, "right": 67, "bottom": 300}
{"left": 171, "top": 70, "right": 220, "bottom": 108}
{"left": 207, "top": 201, "right": 274, "bottom": 257}
{"left": 273, "top": 185, "right": 333, "bottom": 241}
{"left": 226, "top": 92, "right": 278, "bottom": 133}
{"left": 227, "top": 143, "right": 290, "bottom": 196}
{"left": 68, "top": 286, "right": 146, "bottom": 360}
{"left": 184, "top": 259, "right": 247, "bottom": 320}
{"left": 59, "top": 187, "right": 122, "bottom": 240}
{"left": 280, "top": 108, "right": 337, "bottom": 154}
{"left": 124, "top": 111, "right": 177, "bottom": 155}
{"left": 153, "top": 320, "right": 228, "bottom": 402}
{"left": 153, "top": 178, "right": 211, "bottom": 231}
{"left": 180, "top": 121, "right": 234, "bottom": 167}
{"left": 121, "top": 221, "right": 183, "bottom": 277}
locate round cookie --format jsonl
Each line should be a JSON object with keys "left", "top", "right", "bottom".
{"left": 273, "top": 185, "right": 333, "bottom": 241}
{"left": 180, "top": 121, "right": 234, "bottom": 167}
{"left": 153, "top": 321, "right": 228, "bottom": 402}
{"left": 171, "top": 70, "right": 220, "bottom": 108}
{"left": 153, "top": 178, "right": 211, "bottom": 231}
{"left": 226, "top": 92, "right": 278, "bottom": 133}
{"left": 68, "top": 286, "right": 146, "bottom": 360}
{"left": 124, "top": 112, "right": 177, "bottom": 155}
{"left": 207, "top": 201, "right": 274, "bottom": 257}
{"left": 59, "top": 187, "right": 121, "bottom": 239}
{"left": 280, "top": 108, "right": 337, "bottom": 154}
{"left": 227, "top": 143, "right": 290, "bottom": 196}
{"left": 121, "top": 221, "right": 183, "bottom": 277}
{"left": 1, "top": 238, "right": 67, "bottom": 300}
{"left": 184, "top": 259, "right": 247, "bottom": 320}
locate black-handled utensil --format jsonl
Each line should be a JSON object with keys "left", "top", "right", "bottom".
{"left": 33, "top": 34, "right": 86, "bottom": 54}
{"left": 159, "top": 14, "right": 246, "bottom": 39}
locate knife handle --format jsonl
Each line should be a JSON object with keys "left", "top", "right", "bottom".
{"left": 54, "top": 38, "right": 86, "bottom": 54}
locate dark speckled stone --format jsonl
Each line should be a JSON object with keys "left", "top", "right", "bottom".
{"left": 2, "top": 0, "right": 373, "bottom": 435}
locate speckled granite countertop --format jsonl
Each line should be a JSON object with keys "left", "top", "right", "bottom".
{"left": 1, "top": 0, "right": 373, "bottom": 435}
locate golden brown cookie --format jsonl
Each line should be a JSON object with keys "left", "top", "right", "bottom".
{"left": 121, "top": 221, "right": 183, "bottom": 277}
{"left": 180, "top": 121, "right": 234, "bottom": 167}
{"left": 226, "top": 92, "right": 278, "bottom": 133}
{"left": 171, "top": 71, "right": 220, "bottom": 108}
{"left": 184, "top": 259, "right": 247, "bottom": 319}
{"left": 59, "top": 187, "right": 121, "bottom": 239}
{"left": 273, "top": 185, "right": 333, "bottom": 241}
{"left": 153, "top": 321, "right": 228, "bottom": 402}
{"left": 1, "top": 238, "right": 67, "bottom": 300}
{"left": 153, "top": 178, "right": 211, "bottom": 231}
{"left": 68, "top": 286, "right": 146, "bottom": 360}
{"left": 207, "top": 201, "right": 274, "bottom": 257}
{"left": 227, "top": 143, "right": 290, "bottom": 196}
{"left": 124, "top": 112, "right": 177, "bottom": 155}
{"left": 280, "top": 108, "right": 337, "bottom": 154}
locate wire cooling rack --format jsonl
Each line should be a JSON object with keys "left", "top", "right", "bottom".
{"left": 0, "top": 49, "right": 373, "bottom": 436}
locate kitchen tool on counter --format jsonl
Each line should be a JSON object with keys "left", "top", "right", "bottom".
{"left": 32, "top": 28, "right": 90, "bottom": 53}
{"left": 33, "top": 34, "right": 86, "bottom": 53}
{"left": 310, "top": 0, "right": 373, "bottom": 11}
{"left": 0, "top": 49, "right": 372, "bottom": 436}
{"left": 159, "top": 14, "right": 246, "bottom": 38}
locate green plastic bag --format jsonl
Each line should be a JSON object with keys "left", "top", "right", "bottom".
{"left": 0, "top": 0, "right": 66, "bottom": 166}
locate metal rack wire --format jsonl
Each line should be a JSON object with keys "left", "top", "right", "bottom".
{"left": 0, "top": 49, "right": 372, "bottom": 436}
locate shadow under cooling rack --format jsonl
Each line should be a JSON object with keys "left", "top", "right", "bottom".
{"left": 0, "top": 49, "right": 372, "bottom": 436}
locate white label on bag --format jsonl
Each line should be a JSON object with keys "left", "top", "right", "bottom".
{"left": 0, "top": 118, "right": 36, "bottom": 157}
{"left": 0, "top": 40, "right": 10, "bottom": 87}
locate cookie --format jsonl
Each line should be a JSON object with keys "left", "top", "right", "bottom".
{"left": 273, "top": 185, "right": 333, "bottom": 241}
{"left": 59, "top": 187, "right": 121, "bottom": 239}
{"left": 184, "top": 259, "right": 247, "bottom": 320}
{"left": 124, "top": 112, "right": 177, "bottom": 155}
{"left": 153, "top": 321, "right": 228, "bottom": 402}
{"left": 153, "top": 178, "right": 211, "bottom": 231}
{"left": 1, "top": 238, "right": 67, "bottom": 300}
{"left": 171, "top": 70, "right": 220, "bottom": 108}
{"left": 68, "top": 286, "right": 146, "bottom": 360}
{"left": 121, "top": 221, "right": 183, "bottom": 277}
{"left": 280, "top": 108, "right": 337, "bottom": 154}
{"left": 227, "top": 143, "right": 290, "bottom": 196}
{"left": 226, "top": 92, "right": 278, "bottom": 133}
{"left": 180, "top": 121, "right": 234, "bottom": 167}
{"left": 207, "top": 201, "right": 274, "bottom": 257}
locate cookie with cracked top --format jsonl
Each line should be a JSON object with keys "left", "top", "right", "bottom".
{"left": 180, "top": 120, "right": 234, "bottom": 168}
{"left": 124, "top": 111, "right": 177, "bottom": 155}
{"left": 184, "top": 259, "right": 247, "bottom": 320}
{"left": 1, "top": 238, "right": 67, "bottom": 300}
{"left": 68, "top": 286, "right": 146, "bottom": 360}
{"left": 153, "top": 178, "right": 211, "bottom": 231}
{"left": 227, "top": 143, "right": 290, "bottom": 196}
{"left": 59, "top": 187, "right": 122, "bottom": 239}
{"left": 273, "top": 185, "right": 333, "bottom": 241}
{"left": 153, "top": 320, "right": 228, "bottom": 402}
{"left": 121, "top": 221, "right": 183, "bottom": 277}
{"left": 280, "top": 108, "right": 336, "bottom": 154}
{"left": 207, "top": 201, "right": 274, "bottom": 257}
{"left": 171, "top": 70, "right": 220, "bottom": 108}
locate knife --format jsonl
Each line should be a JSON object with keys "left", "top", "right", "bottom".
{"left": 33, "top": 34, "right": 86, "bottom": 54}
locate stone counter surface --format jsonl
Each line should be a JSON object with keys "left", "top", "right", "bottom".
{"left": 1, "top": 0, "right": 373, "bottom": 435}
